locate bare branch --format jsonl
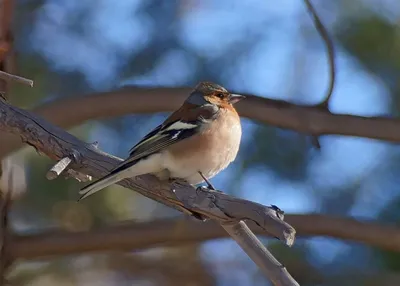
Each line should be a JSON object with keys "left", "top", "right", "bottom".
{"left": 303, "top": 0, "right": 336, "bottom": 107}
{"left": 11, "top": 214, "right": 400, "bottom": 260}
{"left": 0, "top": 0, "right": 14, "bottom": 101}
{"left": 0, "top": 70, "right": 33, "bottom": 87}
{"left": 0, "top": 3, "right": 15, "bottom": 284}
{"left": 46, "top": 149, "right": 83, "bottom": 180}
{"left": 303, "top": 0, "right": 336, "bottom": 149}
{"left": 65, "top": 169, "right": 92, "bottom": 182}
{"left": 1, "top": 88, "right": 400, "bottom": 158}
{"left": 222, "top": 221, "right": 299, "bottom": 286}
{"left": 46, "top": 157, "right": 72, "bottom": 180}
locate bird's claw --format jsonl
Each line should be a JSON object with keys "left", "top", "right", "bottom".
{"left": 196, "top": 185, "right": 222, "bottom": 193}
{"left": 198, "top": 171, "right": 220, "bottom": 191}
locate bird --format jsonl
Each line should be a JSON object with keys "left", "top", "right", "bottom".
{"left": 78, "top": 81, "right": 245, "bottom": 201}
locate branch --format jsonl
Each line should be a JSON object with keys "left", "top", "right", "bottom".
{"left": 0, "top": 0, "right": 17, "bottom": 100}
{"left": 1, "top": 87, "right": 400, "bottom": 158}
{"left": 0, "top": 2, "right": 16, "bottom": 284}
{"left": 12, "top": 215, "right": 400, "bottom": 260}
{"left": 0, "top": 70, "right": 33, "bottom": 87}
{"left": 302, "top": 0, "right": 336, "bottom": 149}
{"left": 46, "top": 156, "right": 72, "bottom": 180}
{"left": 222, "top": 221, "right": 299, "bottom": 286}
{"left": 303, "top": 0, "right": 335, "bottom": 107}
{"left": 0, "top": 99, "right": 298, "bottom": 285}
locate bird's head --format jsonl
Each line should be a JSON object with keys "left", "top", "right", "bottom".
{"left": 186, "top": 81, "right": 245, "bottom": 107}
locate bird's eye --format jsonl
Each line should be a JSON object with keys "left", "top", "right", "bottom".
{"left": 216, "top": 93, "right": 225, "bottom": 99}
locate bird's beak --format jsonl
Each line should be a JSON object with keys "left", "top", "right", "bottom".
{"left": 229, "top": 94, "right": 246, "bottom": 104}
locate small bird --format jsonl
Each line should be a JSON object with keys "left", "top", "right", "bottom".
{"left": 79, "top": 81, "right": 245, "bottom": 200}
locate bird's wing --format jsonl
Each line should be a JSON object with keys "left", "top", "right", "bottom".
{"left": 111, "top": 103, "right": 220, "bottom": 174}
{"left": 78, "top": 103, "right": 219, "bottom": 200}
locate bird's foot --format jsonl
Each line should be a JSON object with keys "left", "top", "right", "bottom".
{"left": 198, "top": 171, "right": 221, "bottom": 192}
{"left": 196, "top": 185, "right": 222, "bottom": 193}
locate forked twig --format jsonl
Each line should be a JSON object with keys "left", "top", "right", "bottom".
{"left": 302, "top": 0, "right": 336, "bottom": 149}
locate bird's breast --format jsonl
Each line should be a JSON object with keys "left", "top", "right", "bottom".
{"left": 161, "top": 110, "right": 242, "bottom": 184}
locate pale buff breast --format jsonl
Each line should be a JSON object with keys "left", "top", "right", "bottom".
{"left": 160, "top": 109, "right": 242, "bottom": 184}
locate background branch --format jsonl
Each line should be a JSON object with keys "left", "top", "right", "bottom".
{"left": 11, "top": 215, "right": 400, "bottom": 260}
{"left": 303, "top": 0, "right": 336, "bottom": 149}
{"left": 0, "top": 0, "right": 15, "bottom": 101}
{"left": 0, "top": 2, "right": 15, "bottom": 284}
{"left": 2, "top": 88, "right": 400, "bottom": 158}
{"left": 303, "top": 0, "right": 336, "bottom": 107}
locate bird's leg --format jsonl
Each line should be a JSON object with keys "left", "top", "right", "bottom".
{"left": 198, "top": 171, "right": 222, "bottom": 192}
{"left": 198, "top": 171, "right": 215, "bottom": 190}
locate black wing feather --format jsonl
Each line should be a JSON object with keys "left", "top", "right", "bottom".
{"left": 111, "top": 103, "right": 219, "bottom": 174}
{"left": 110, "top": 120, "right": 199, "bottom": 173}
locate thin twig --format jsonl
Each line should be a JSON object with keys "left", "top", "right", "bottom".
{"left": 46, "top": 157, "right": 72, "bottom": 180}
{"left": 221, "top": 221, "right": 299, "bottom": 286}
{"left": 303, "top": 0, "right": 336, "bottom": 107}
{"left": 0, "top": 0, "right": 14, "bottom": 100}
{"left": 65, "top": 169, "right": 92, "bottom": 182}
{"left": 0, "top": 70, "right": 33, "bottom": 87}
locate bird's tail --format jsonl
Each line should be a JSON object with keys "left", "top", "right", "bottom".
{"left": 78, "top": 172, "right": 122, "bottom": 201}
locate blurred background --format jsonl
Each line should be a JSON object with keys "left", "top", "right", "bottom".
{"left": 1, "top": 0, "right": 400, "bottom": 285}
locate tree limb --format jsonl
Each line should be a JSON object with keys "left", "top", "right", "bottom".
{"left": 0, "top": 99, "right": 298, "bottom": 285}
{"left": 222, "top": 221, "right": 299, "bottom": 286}
{"left": 11, "top": 214, "right": 400, "bottom": 260}
{"left": 1, "top": 87, "right": 399, "bottom": 158}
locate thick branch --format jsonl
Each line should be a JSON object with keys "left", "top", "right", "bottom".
{"left": 0, "top": 100, "right": 295, "bottom": 244}
{"left": 1, "top": 87, "right": 400, "bottom": 158}
{"left": 11, "top": 215, "right": 400, "bottom": 260}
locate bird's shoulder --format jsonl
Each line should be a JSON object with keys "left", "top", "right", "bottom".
{"left": 163, "top": 102, "right": 220, "bottom": 126}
